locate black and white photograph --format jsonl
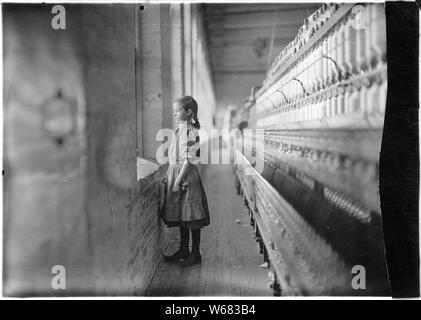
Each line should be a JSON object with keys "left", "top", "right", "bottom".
{"left": 1, "top": 0, "right": 419, "bottom": 300}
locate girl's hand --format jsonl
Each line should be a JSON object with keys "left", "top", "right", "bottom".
{"left": 172, "top": 183, "right": 181, "bottom": 193}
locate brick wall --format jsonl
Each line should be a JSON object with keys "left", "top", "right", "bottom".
{"left": 127, "top": 165, "right": 168, "bottom": 294}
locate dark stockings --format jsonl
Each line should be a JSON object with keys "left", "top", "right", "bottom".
{"left": 179, "top": 227, "right": 201, "bottom": 254}
{"left": 180, "top": 226, "right": 189, "bottom": 251}
{"left": 191, "top": 229, "right": 201, "bottom": 254}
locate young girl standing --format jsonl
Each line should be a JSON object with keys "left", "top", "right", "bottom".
{"left": 159, "top": 96, "right": 210, "bottom": 266}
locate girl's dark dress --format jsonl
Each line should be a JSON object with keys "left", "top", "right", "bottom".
{"left": 159, "top": 124, "right": 210, "bottom": 229}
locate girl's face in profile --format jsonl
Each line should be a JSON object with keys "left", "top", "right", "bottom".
{"left": 173, "top": 103, "right": 191, "bottom": 122}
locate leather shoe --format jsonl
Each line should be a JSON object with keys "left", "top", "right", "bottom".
{"left": 180, "top": 252, "right": 202, "bottom": 266}
{"left": 163, "top": 248, "right": 190, "bottom": 263}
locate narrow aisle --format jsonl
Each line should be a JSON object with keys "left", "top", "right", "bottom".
{"left": 146, "top": 164, "right": 271, "bottom": 296}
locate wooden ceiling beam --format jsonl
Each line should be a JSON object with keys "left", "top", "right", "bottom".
{"left": 208, "top": 27, "right": 299, "bottom": 41}
{"left": 208, "top": 22, "right": 303, "bottom": 32}
{"left": 212, "top": 69, "right": 267, "bottom": 74}
{"left": 205, "top": 4, "right": 320, "bottom": 16}
{"left": 209, "top": 38, "right": 290, "bottom": 48}
{"left": 206, "top": 10, "right": 312, "bottom": 30}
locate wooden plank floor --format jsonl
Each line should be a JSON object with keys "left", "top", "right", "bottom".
{"left": 146, "top": 164, "right": 271, "bottom": 297}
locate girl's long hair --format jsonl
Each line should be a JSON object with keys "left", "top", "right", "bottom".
{"left": 175, "top": 95, "right": 201, "bottom": 129}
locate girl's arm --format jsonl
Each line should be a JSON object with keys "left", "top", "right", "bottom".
{"left": 174, "top": 161, "right": 190, "bottom": 187}
{"left": 174, "top": 127, "right": 199, "bottom": 188}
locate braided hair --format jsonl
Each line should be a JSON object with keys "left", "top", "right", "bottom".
{"left": 175, "top": 95, "right": 201, "bottom": 129}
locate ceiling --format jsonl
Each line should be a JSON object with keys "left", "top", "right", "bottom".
{"left": 204, "top": 3, "right": 321, "bottom": 109}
